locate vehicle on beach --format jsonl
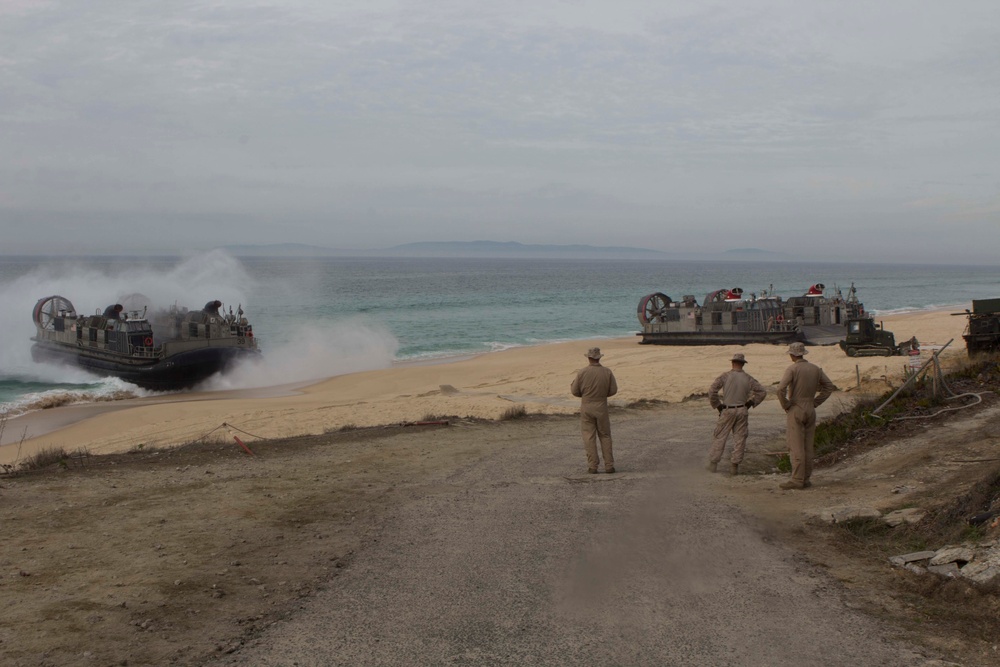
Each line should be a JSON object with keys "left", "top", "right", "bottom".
{"left": 636, "top": 283, "right": 866, "bottom": 346}
{"left": 956, "top": 298, "right": 1000, "bottom": 356}
{"left": 30, "top": 295, "right": 260, "bottom": 390}
{"left": 838, "top": 317, "right": 917, "bottom": 357}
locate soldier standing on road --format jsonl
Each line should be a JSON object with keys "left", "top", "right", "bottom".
{"left": 707, "top": 353, "right": 767, "bottom": 475}
{"left": 776, "top": 341, "right": 836, "bottom": 490}
{"left": 570, "top": 347, "right": 618, "bottom": 474}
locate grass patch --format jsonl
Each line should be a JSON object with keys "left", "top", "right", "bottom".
{"left": 827, "top": 518, "right": 936, "bottom": 579}
{"left": 834, "top": 516, "right": 899, "bottom": 542}
{"left": 814, "top": 393, "right": 894, "bottom": 458}
{"left": 325, "top": 423, "right": 359, "bottom": 433}
{"left": 807, "top": 355, "right": 1000, "bottom": 469}
{"left": 125, "top": 443, "right": 172, "bottom": 455}
{"left": 625, "top": 398, "right": 668, "bottom": 409}
{"left": 947, "top": 351, "right": 1000, "bottom": 379}
{"left": 20, "top": 446, "right": 69, "bottom": 470}
{"left": 922, "top": 467, "right": 1000, "bottom": 541}
{"left": 500, "top": 405, "right": 528, "bottom": 421}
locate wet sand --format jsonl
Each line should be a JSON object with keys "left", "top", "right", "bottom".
{"left": 0, "top": 381, "right": 314, "bottom": 448}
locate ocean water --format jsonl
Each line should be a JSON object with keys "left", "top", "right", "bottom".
{"left": 1, "top": 251, "right": 997, "bottom": 416}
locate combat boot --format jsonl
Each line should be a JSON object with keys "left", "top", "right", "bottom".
{"left": 706, "top": 461, "right": 717, "bottom": 473}
{"left": 730, "top": 463, "right": 739, "bottom": 476}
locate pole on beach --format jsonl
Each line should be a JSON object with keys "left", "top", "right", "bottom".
{"left": 223, "top": 423, "right": 256, "bottom": 456}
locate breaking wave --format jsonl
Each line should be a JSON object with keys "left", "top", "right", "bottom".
{"left": 0, "top": 377, "right": 144, "bottom": 418}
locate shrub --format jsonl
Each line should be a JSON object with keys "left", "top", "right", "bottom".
{"left": 20, "top": 446, "right": 68, "bottom": 470}
{"left": 500, "top": 405, "right": 527, "bottom": 421}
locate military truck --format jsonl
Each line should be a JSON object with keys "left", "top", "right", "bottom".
{"left": 961, "top": 298, "right": 1000, "bottom": 356}
{"left": 838, "top": 318, "right": 916, "bottom": 357}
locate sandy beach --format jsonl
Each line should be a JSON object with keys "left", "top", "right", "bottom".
{"left": 1, "top": 306, "right": 969, "bottom": 465}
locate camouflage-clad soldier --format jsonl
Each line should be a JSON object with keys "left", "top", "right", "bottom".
{"left": 777, "top": 342, "right": 835, "bottom": 490}
{"left": 707, "top": 353, "right": 767, "bottom": 475}
{"left": 570, "top": 347, "right": 618, "bottom": 474}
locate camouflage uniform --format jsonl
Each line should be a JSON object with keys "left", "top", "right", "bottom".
{"left": 571, "top": 349, "right": 618, "bottom": 473}
{"left": 708, "top": 361, "right": 767, "bottom": 466}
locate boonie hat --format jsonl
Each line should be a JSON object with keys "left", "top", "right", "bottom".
{"left": 585, "top": 347, "right": 603, "bottom": 360}
{"left": 787, "top": 342, "right": 808, "bottom": 356}
{"left": 731, "top": 353, "right": 747, "bottom": 364}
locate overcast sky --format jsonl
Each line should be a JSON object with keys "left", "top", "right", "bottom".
{"left": 1, "top": 1, "right": 998, "bottom": 263}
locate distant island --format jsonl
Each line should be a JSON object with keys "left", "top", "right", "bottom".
{"left": 722, "top": 248, "right": 789, "bottom": 258}
{"left": 382, "top": 241, "right": 670, "bottom": 259}
{"left": 219, "top": 241, "right": 793, "bottom": 261}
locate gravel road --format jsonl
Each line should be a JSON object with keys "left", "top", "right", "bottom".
{"left": 213, "top": 402, "right": 936, "bottom": 667}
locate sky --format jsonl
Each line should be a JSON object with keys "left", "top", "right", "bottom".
{"left": 1, "top": 0, "right": 998, "bottom": 263}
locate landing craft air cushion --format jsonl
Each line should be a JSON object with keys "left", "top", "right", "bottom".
{"left": 30, "top": 295, "right": 260, "bottom": 390}
{"left": 636, "top": 283, "right": 866, "bottom": 346}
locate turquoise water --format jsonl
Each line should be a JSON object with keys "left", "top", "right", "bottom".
{"left": 1, "top": 252, "right": 997, "bottom": 413}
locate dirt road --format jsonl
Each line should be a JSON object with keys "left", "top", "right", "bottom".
{"left": 216, "top": 402, "right": 944, "bottom": 667}
{"left": 9, "top": 395, "right": 990, "bottom": 666}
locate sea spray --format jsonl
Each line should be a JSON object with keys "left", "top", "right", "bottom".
{"left": 202, "top": 317, "right": 399, "bottom": 390}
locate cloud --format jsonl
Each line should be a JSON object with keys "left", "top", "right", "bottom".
{"left": 0, "top": 1, "right": 998, "bottom": 263}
